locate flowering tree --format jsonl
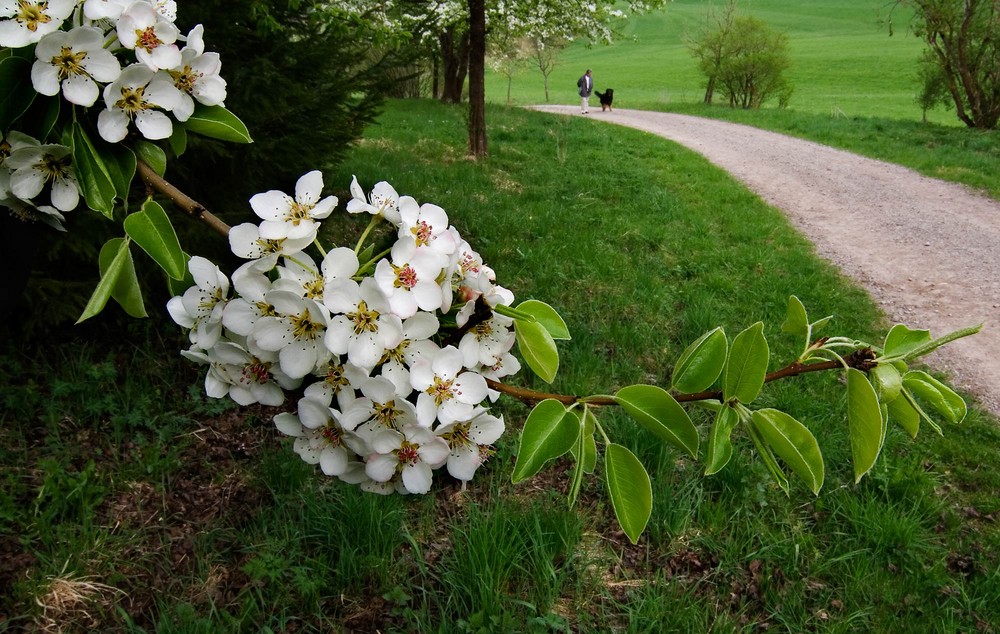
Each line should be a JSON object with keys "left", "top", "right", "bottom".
{"left": 321, "top": 0, "right": 665, "bottom": 156}
{"left": 0, "top": 0, "right": 980, "bottom": 544}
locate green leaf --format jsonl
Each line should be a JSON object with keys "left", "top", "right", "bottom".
{"left": 104, "top": 142, "right": 136, "bottom": 201}
{"left": 0, "top": 47, "right": 36, "bottom": 131}
{"left": 672, "top": 326, "right": 727, "bottom": 393}
{"left": 514, "top": 318, "right": 559, "bottom": 384}
{"left": 568, "top": 408, "right": 597, "bottom": 474}
{"left": 747, "top": 422, "right": 789, "bottom": 494}
{"left": 869, "top": 363, "right": 902, "bottom": 403}
{"left": 704, "top": 405, "right": 740, "bottom": 475}
{"left": 846, "top": 368, "right": 884, "bottom": 483}
{"left": 100, "top": 238, "right": 146, "bottom": 318}
{"left": 515, "top": 299, "right": 570, "bottom": 340}
{"left": 511, "top": 399, "right": 577, "bottom": 483}
{"left": 77, "top": 238, "right": 134, "bottom": 323}
{"left": 887, "top": 393, "right": 920, "bottom": 438}
{"left": 124, "top": 200, "right": 187, "bottom": 280}
{"left": 71, "top": 122, "right": 118, "bottom": 217}
{"left": 881, "top": 324, "right": 931, "bottom": 359}
{"left": 135, "top": 140, "right": 167, "bottom": 176}
{"left": 723, "top": 322, "right": 769, "bottom": 403}
{"left": 751, "top": 409, "right": 824, "bottom": 495}
{"left": 168, "top": 125, "right": 187, "bottom": 156}
{"left": 900, "top": 388, "right": 942, "bottom": 435}
{"left": 902, "top": 371, "right": 967, "bottom": 424}
{"left": 604, "top": 443, "right": 652, "bottom": 545}
{"left": 810, "top": 315, "right": 833, "bottom": 334}
{"left": 781, "top": 296, "right": 808, "bottom": 337}
{"left": 615, "top": 384, "right": 698, "bottom": 458}
{"left": 898, "top": 324, "right": 982, "bottom": 362}
{"left": 166, "top": 252, "right": 194, "bottom": 296}
{"left": 566, "top": 409, "right": 593, "bottom": 507}
{"left": 182, "top": 104, "right": 253, "bottom": 143}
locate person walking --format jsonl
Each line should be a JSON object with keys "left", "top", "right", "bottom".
{"left": 577, "top": 69, "right": 593, "bottom": 114}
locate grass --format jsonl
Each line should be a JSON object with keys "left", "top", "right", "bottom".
{"left": 2, "top": 99, "right": 1000, "bottom": 631}
{"left": 488, "top": 0, "right": 940, "bottom": 122}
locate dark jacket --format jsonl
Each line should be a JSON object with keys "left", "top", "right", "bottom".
{"left": 577, "top": 74, "right": 593, "bottom": 97}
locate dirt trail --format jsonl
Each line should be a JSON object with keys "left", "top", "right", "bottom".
{"left": 531, "top": 105, "right": 1000, "bottom": 418}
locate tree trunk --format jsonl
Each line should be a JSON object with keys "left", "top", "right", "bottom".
{"left": 703, "top": 75, "right": 716, "bottom": 104}
{"left": 432, "top": 51, "right": 440, "bottom": 100}
{"left": 467, "top": 0, "right": 488, "bottom": 157}
{"left": 439, "top": 26, "right": 470, "bottom": 103}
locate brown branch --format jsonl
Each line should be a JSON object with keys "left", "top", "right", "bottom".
{"left": 133, "top": 160, "right": 880, "bottom": 412}
{"left": 136, "top": 159, "right": 231, "bottom": 237}
{"left": 486, "top": 348, "right": 876, "bottom": 407}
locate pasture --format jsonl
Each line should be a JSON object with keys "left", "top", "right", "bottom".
{"left": 485, "top": 0, "right": 951, "bottom": 124}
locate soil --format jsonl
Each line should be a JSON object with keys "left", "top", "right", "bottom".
{"left": 532, "top": 106, "right": 1000, "bottom": 418}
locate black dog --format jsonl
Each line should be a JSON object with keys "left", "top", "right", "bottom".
{"left": 595, "top": 88, "right": 614, "bottom": 112}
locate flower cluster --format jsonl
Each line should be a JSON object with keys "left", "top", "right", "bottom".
{"left": 0, "top": 0, "right": 226, "bottom": 228}
{"left": 168, "top": 172, "right": 520, "bottom": 495}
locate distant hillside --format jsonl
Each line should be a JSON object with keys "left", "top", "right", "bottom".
{"left": 485, "top": 0, "right": 949, "bottom": 123}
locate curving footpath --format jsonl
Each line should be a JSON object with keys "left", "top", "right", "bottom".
{"left": 531, "top": 105, "right": 1000, "bottom": 418}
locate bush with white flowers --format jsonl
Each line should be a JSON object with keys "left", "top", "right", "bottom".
{"left": 169, "top": 171, "right": 518, "bottom": 494}
{"left": 1, "top": 0, "right": 230, "bottom": 230}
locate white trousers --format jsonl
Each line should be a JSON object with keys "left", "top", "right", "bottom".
{"left": 581, "top": 96, "right": 590, "bottom": 113}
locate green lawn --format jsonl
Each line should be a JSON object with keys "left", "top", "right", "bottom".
{"left": 3, "top": 99, "right": 998, "bottom": 631}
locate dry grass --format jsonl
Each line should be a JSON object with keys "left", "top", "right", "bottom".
{"left": 33, "top": 567, "right": 124, "bottom": 633}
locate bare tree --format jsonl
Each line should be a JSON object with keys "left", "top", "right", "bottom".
{"left": 530, "top": 36, "right": 568, "bottom": 102}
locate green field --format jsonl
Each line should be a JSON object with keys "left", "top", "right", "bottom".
{"left": 485, "top": 0, "right": 954, "bottom": 124}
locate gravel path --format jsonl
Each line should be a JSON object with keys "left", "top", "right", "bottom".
{"left": 531, "top": 105, "right": 1000, "bottom": 418}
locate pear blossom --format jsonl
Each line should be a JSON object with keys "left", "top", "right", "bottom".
{"left": 166, "top": 256, "right": 230, "bottom": 350}
{"left": 325, "top": 277, "right": 403, "bottom": 371}
{"left": 397, "top": 197, "right": 457, "bottom": 258}
{"left": 116, "top": 0, "right": 181, "bottom": 70}
{"left": 222, "top": 260, "right": 281, "bottom": 337}
{"left": 448, "top": 237, "right": 495, "bottom": 302}
{"left": 168, "top": 24, "right": 226, "bottom": 121}
{"left": 150, "top": 0, "right": 176, "bottom": 22}
{"left": 228, "top": 222, "right": 313, "bottom": 261}
{"left": 253, "top": 290, "right": 331, "bottom": 380}
{"left": 458, "top": 312, "right": 516, "bottom": 368}
{"left": 5, "top": 142, "right": 80, "bottom": 211}
{"left": 181, "top": 338, "right": 299, "bottom": 406}
{"left": 303, "top": 358, "right": 368, "bottom": 411}
{"left": 251, "top": 170, "right": 337, "bottom": 241}
{"left": 97, "top": 64, "right": 183, "bottom": 143}
{"left": 276, "top": 251, "right": 325, "bottom": 300}
{"left": 274, "top": 397, "right": 367, "bottom": 476}
{"left": 0, "top": 168, "right": 65, "bottom": 230}
{"left": 480, "top": 350, "right": 521, "bottom": 401}
{"left": 365, "top": 425, "right": 450, "bottom": 494}
{"left": 341, "top": 376, "right": 417, "bottom": 440}
{"left": 379, "top": 312, "right": 440, "bottom": 395}
{"left": 82, "top": 0, "right": 130, "bottom": 20}
{"left": 347, "top": 175, "right": 401, "bottom": 224}
{"left": 374, "top": 237, "right": 447, "bottom": 319}
{"left": 436, "top": 410, "right": 505, "bottom": 481}
{"left": 410, "top": 346, "right": 489, "bottom": 427}
{"left": 31, "top": 27, "right": 122, "bottom": 107}
{"left": 0, "top": 0, "right": 75, "bottom": 47}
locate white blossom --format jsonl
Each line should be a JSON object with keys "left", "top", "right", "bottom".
{"left": 31, "top": 27, "right": 122, "bottom": 107}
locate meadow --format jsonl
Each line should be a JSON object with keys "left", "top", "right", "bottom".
{"left": 486, "top": 0, "right": 948, "bottom": 123}
{"left": 3, "top": 99, "right": 999, "bottom": 632}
